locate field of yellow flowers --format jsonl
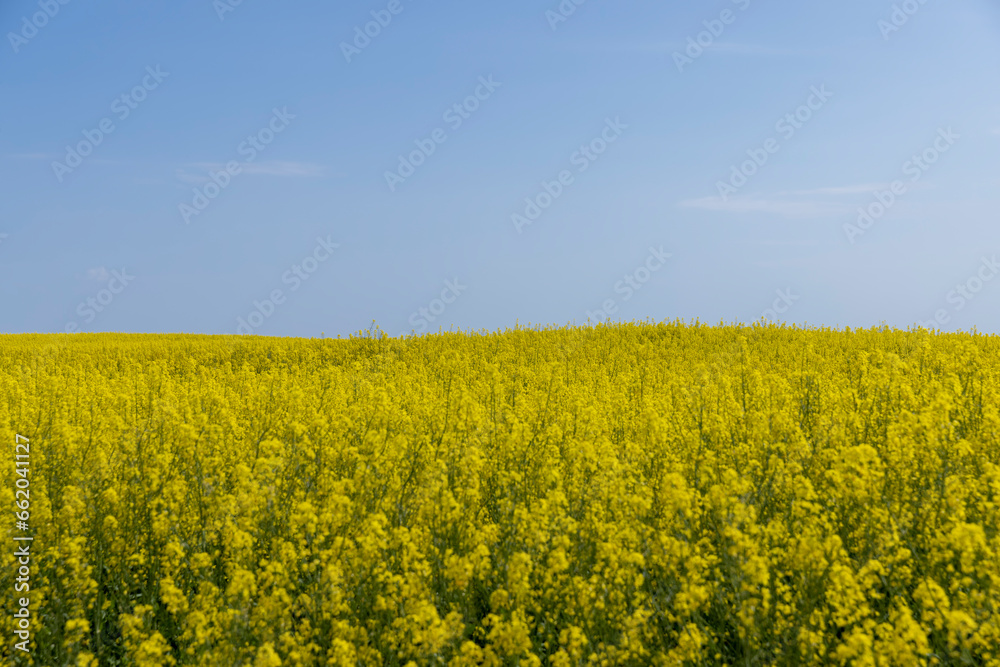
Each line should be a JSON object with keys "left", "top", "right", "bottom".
{"left": 2, "top": 322, "right": 999, "bottom": 666}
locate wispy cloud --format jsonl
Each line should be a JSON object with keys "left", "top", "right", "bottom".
{"left": 86, "top": 267, "right": 109, "bottom": 281}
{"left": 177, "top": 160, "right": 328, "bottom": 184}
{"left": 753, "top": 257, "right": 830, "bottom": 269}
{"left": 775, "top": 184, "right": 889, "bottom": 196}
{"left": 704, "top": 42, "right": 810, "bottom": 56}
{"left": 678, "top": 181, "right": 928, "bottom": 219}
{"left": 175, "top": 168, "right": 210, "bottom": 185}
{"left": 679, "top": 196, "right": 850, "bottom": 218}
{"left": 602, "top": 41, "right": 816, "bottom": 57}
{"left": 239, "top": 161, "right": 327, "bottom": 177}
{"left": 756, "top": 239, "right": 821, "bottom": 247}
{"left": 7, "top": 153, "right": 50, "bottom": 160}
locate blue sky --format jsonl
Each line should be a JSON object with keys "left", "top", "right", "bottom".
{"left": 2, "top": 0, "right": 999, "bottom": 337}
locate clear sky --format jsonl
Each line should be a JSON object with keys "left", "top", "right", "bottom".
{"left": 2, "top": 0, "right": 999, "bottom": 337}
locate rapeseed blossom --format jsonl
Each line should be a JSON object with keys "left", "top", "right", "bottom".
{"left": 1, "top": 321, "right": 999, "bottom": 664}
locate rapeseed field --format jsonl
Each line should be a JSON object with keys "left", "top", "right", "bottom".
{"left": 2, "top": 322, "right": 999, "bottom": 665}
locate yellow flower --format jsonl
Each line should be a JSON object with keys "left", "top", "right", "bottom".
{"left": 5, "top": 323, "right": 1000, "bottom": 664}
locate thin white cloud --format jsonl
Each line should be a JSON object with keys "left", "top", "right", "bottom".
{"left": 991, "top": 127, "right": 1000, "bottom": 136}
{"left": 775, "top": 184, "right": 888, "bottom": 196}
{"left": 756, "top": 239, "right": 821, "bottom": 247}
{"left": 754, "top": 257, "right": 828, "bottom": 269}
{"left": 178, "top": 160, "right": 328, "bottom": 182}
{"left": 706, "top": 42, "right": 809, "bottom": 56}
{"left": 603, "top": 41, "right": 816, "bottom": 57}
{"left": 86, "top": 267, "right": 109, "bottom": 281}
{"left": 679, "top": 179, "right": 941, "bottom": 219}
{"left": 7, "top": 153, "right": 50, "bottom": 160}
{"left": 240, "top": 161, "right": 327, "bottom": 177}
{"left": 679, "top": 196, "right": 849, "bottom": 218}
{"left": 175, "top": 168, "right": 209, "bottom": 185}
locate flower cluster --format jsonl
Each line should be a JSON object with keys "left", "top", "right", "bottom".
{"left": 1, "top": 322, "right": 999, "bottom": 665}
